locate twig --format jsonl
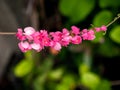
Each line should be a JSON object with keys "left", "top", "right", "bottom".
{"left": 0, "top": 32, "right": 16, "bottom": 35}
{"left": 106, "top": 14, "right": 120, "bottom": 27}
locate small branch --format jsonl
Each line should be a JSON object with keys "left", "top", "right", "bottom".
{"left": 0, "top": 32, "right": 16, "bottom": 35}
{"left": 106, "top": 14, "right": 120, "bottom": 27}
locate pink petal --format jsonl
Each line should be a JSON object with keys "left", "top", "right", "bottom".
{"left": 18, "top": 41, "right": 31, "bottom": 52}
{"left": 82, "top": 33, "right": 88, "bottom": 40}
{"left": 88, "top": 35, "right": 96, "bottom": 40}
{"left": 101, "top": 25, "right": 107, "bottom": 31}
{"left": 24, "top": 27, "right": 35, "bottom": 35}
{"left": 82, "top": 29, "right": 88, "bottom": 34}
{"left": 71, "top": 26, "right": 80, "bottom": 35}
{"left": 71, "top": 36, "right": 82, "bottom": 44}
{"left": 21, "top": 41, "right": 30, "bottom": 48}
{"left": 16, "top": 28, "right": 26, "bottom": 40}
{"left": 53, "top": 42, "right": 61, "bottom": 51}
{"left": 62, "top": 28, "right": 70, "bottom": 36}
{"left": 31, "top": 43, "right": 42, "bottom": 52}
{"left": 88, "top": 30, "right": 94, "bottom": 34}
{"left": 95, "top": 27, "right": 101, "bottom": 32}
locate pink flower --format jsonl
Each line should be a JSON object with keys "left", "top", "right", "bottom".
{"left": 16, "top": 25, "right": 106, "bottom": 52}
{"left": 95, "top": 27, "right": 101, "bottom": 32}
{"left": 82, "top": 30, "right": 95, "bottom": 40}
{"left": 62, "top": 28, "right": 70, "bottom": 36}
{"left": 51, "top": 42, "right": 62, "bottom": 51}
{"left": 61, "top": 36, "right": 72, "bottom": 46}
{"left": 24, "top": 27, "right": 35, "bottom": 35}
{"left": 81, "top": 29, "right": 88, "bottom": 40}
{"left": 18, "top": 41, "right": 31, "bottom": 52}
{"left": 82, "top": 29, "right": 88, "bottom": 34}
{"left": 95, "top": 25, "right": 107, "bottom": 32}
{"left": 101, "top": 25, "right": 107, "bottom": 31}
{"left": 16, "top": 28, "right": 26, "bottom": 40}
{"left": 49, "top": 41, "right": 55, "bottom": 47}
{"left": 71, "top": 26, "right": 80, "bottom": 35}
{"left": 88, "top": 30, "right": 94, "bottom": 35}
{"left": 24, "top": 27, "right": 35, "bottom": 40}
{"left": 31, "top": 43, "right": 42, "bottom": 52}
{"left": 50, "top": 31, "right": 62, "bottom": 42}
{"left": 33, "top": 30, "right": 50, "bottom": 47}
{"left": 39, "top": 30, "right": 49, "bottom": 37}
{"left": 32, "top": 31, "right": 41, "bottom": 43}
{"left": 87, "top": 30, "right": 95, "bottom": 40}
{"left": 42, "top": 38, "right": 51, "bottom": 46}
{"left": 40, "top": 30, "right": 50, "bottom": 46}
{"left": 71, "top": 36, "right": 82, "bottom": 44}
{"left": 59, "top": 28, "right": 71, "bottom": 46}
{"left": 81, "top": 33, "right": 88, "bottom": 40}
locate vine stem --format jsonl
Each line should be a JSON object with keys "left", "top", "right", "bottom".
{"left": 106, "top": 14, "right": 120, "bottom": 27}
{"left": 0, "top": 32, "right": 16, "bottom": 35}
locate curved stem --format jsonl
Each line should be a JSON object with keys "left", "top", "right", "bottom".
{"left": 106, "top": 14, "right": 120, "bottom": 27}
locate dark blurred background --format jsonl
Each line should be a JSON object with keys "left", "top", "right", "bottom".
{"left": 0, "top": 0, "right": 120, "bottom": 90}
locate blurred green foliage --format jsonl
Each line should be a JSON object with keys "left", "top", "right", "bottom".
{"left": 99, "top": 0, "right": 120, "bottom": 8}
{"left": 93, "top": 10, "right": 112, "bottom": 26}
{"left": 59, "top": 0, "right": 95, "bottom": 23}
{"left": 14, "top": 51, "right": 34, "bottom": 77}
{"left": 110, "top": 26, "right": 120, "bottom": 44}
{"left": 13, "top": 0, "right": 120, "bottom": 90}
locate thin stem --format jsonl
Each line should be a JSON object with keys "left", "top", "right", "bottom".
{"left": 106, "top": 14, "right": 120, "bottom": 27}
{"left": 0, "top": 32, "right": 16, "bottom": 35}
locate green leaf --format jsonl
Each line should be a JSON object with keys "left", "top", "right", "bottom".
{"left": 93, "top": 10, "right": 112, "bottom": 27}
{"left": 110, "top": 26, "right": 120, "bottom": 44}
{"left": 96, "top": 80, "right": 111, "bottom": 90}
{"left": 14, "top": 60, "right": 33, "bottom": 77}
{"left": 99, "top": 0, "right": 120, "bottom": 8}
{"left": 59, "top": 0, "right": 95, "bottom": 23}
{"left": 56, "top": 74, "right": 76, "bottom": 90}
{"left": 92, "top": 32, "right": 104, "bottom": 43}
{"left": 24, "top": 51, "right": 33, "bottom": 60}
{"left": 98, "top": 39, "right": 119, "bottom": 57}
{"left": 33, "top": 56, "right": 54, "bottom": 90}
{"left": 62, "top": 74, "right": 76, "bottom": 86}
{"left": 36, "top": 56, "right": 54, "bottom": 75}
{"left": 81, "top": 72, "right": 100, "bottom": 89}
{"left": 49, "top": 68, "right": 64, "bottom": 80}
{"left": 79, "top": 63, "right": 90, "bottom": 75}
{"left": 33, "top": 75, "right": 46, "bottom": 90}
{"left": 59, "top": 0, "right": 77, "bottom": 16}
{"left": 56, "top": 84, "right": 69, "bottom": 90}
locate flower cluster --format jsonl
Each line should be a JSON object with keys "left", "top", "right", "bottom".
{"left": 16, "top": 25, "right": 107, "bottom": 52}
